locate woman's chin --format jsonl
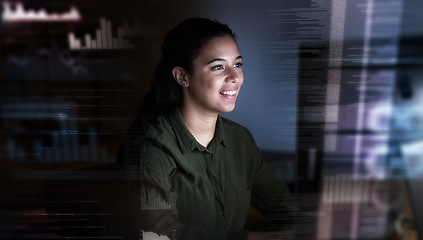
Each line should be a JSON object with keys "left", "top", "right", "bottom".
{"left": 220, "top": 105, "right": 236, "bottom": 113}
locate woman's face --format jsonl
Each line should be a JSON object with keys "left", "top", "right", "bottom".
{"left": 183, "top": 35, "right": 244, "bottom": 114}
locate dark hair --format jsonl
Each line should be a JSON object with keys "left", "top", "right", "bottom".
{"left": 145, "top": 17, "right": 237, "bottom": 116}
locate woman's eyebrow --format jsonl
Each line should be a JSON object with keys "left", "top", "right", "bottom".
{"left": 206, "top": 55, "right": 243, "bottom": 65}
{"left": 206, "top": 58, "right": 225, "bottom": 65}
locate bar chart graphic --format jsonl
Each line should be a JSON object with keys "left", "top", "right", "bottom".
{"left": 68, "top": 18, "right": 139, "bottom": 51}
{"left": 3, "top": 101, "right": 114, "bottom": 163}
{"left": 141, "top": 188, "right": 172, "bottom": 210}
{"left": 5, "top": 127, "right": 111, "bottom": 163}
{"left": 2, "top": 1, "right": 81, "bottom": 22}
{"left": 142, "top": 231, "right": 170, "bottom": 240}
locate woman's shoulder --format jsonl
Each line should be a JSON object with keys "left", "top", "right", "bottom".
{"left": 116, "top": 113, "right": 174, "bottom": 165}
{"left": 140, "top": 113, "right": 175, "bottom": 145}
{"left": 220, "top": 116, "right": 248, "bottom": 130}
{"left": 138, "top": 114, "right": 178, "bottom": 163}
{"left": 219, "top": 116, "right": 255, "bottom": 140}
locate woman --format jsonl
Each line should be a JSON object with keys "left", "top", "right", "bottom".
{"left": 131, "top": 17, "right": 292, "bottom": 240}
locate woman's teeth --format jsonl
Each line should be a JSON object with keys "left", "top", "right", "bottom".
{"left": 220, "top": 91, "right": 236, "bottom": 96}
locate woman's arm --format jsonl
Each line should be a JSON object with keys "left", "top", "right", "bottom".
{"left": 244, "top": 130, "right": 295, "bottom": 232}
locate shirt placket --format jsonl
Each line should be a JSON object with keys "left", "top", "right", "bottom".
{"left": 204, "top": 149, "right": 226, "bottom": 225}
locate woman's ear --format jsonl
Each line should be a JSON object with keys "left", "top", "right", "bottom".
{"left": 172, "top": 67, "right": 189, "bottom": 87}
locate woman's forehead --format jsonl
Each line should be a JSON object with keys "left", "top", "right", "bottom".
{"left": 196, "top": 36, "right": 240, "bottom": 63}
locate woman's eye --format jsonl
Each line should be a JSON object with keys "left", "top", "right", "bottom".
{"left": 211, "top": 65, "right": 224, "bottom": 70}
{"left": 234, "top": 62, "right": 243, "bottom": 68}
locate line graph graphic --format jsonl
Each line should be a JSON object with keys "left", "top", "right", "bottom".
{"left": 2, "top": 1, "right": 81, "bottom": 22}
{"left": 68, "top": 18, "right": 140, "bottom": 51}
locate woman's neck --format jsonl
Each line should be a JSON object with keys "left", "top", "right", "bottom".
{"left": 179, "top": 105, "right": 218, "bottom": 148}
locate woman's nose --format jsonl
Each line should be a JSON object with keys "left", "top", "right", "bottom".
{"left": 225, "top": 67, "right": 241, "bottom": 83}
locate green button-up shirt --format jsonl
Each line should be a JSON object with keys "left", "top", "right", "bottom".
{"left": 138, "top": 108, "right": 291, "bottom": 240}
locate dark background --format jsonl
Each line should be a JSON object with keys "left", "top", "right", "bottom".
{"left": 1, "top": 0, "right": 422, "bottom": 239}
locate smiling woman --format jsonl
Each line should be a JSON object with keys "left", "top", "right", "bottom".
{"left": 175, "top": 34, "right": 244, "bottom": 147}
{"left": 178, "top": 35, "right": 243, "bottom": 113}
{"left": 118, "top": 17, "right": 293, "bottom": 240}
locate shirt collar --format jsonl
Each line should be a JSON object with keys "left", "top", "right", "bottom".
{"left": 168, "top": 108, "right": 226, "bottom": 154}
{"left": 214, "top": 114, "right": 226, "bottom": 148}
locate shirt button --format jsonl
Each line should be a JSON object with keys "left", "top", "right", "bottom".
{"left": 207, "top": 153, "right": 212, "bottom": 157}
{"left": 213, "top": 182, "right": 219, "bottom": 187}
{"left": 219, "top": 209, "right": 224, "bottom": 215}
